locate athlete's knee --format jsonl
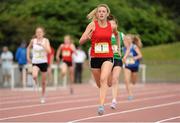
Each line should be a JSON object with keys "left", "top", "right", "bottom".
{"left": 32, "top": 74, "right": 38, "bottom": 80}
{"left": 100, "top": 76, "right": 108, "bottom": 84}
{"left": 42, "top": 81, "right": 46, "bottom": 85}
{"left": 124, "top": 78, "right": 129, "bottom": 83}
{"left": 96, "top": 82, "right": 101, "bottom": 88}
{"left": 131, "top": 79, "right": 137, "bottom": 85}
{"left": 112, "top": 76, "right": 118, "bottom": 84}
{"left": 61, "top": 71, "right": 66, "bottom": 76}
{"left": 42, "top": 76, "right": 46, "bottom": 81}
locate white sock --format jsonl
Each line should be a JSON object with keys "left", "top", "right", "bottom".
{"left": 112, "top": 99, "right": 117, "bottom": 103}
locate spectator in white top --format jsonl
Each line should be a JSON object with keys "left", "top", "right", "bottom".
{"left": 0, "top": 46, "right": 13, "bottom": 87}
{"left": 72, "top": 46, "right": 86, "bottom": 83}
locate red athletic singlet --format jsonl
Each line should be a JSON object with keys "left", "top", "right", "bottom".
{"left": 90, "top": 20, "right": 113, "bottom": 58}
{"left": 61, "top": 44, "right": 73, "bottom": 62}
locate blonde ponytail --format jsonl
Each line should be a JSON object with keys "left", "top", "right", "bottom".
{"left": 87, "top": 8, "right": 97, "bottom": 20}
{"left": 133, "top": 35, "right": 142, "bottom": 48}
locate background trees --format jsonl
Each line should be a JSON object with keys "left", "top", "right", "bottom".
{"left": 0, "top": 0, "right": 179, "bottom": 51}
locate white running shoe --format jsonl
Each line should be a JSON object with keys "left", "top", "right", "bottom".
{"left": 110, "top": 101, "right": 117, "bottom": 109}
{"left": 40, "top": 97, "right": 45, "bottom": 104}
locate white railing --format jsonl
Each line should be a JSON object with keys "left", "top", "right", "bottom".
{"left": 9, "top": 63, "right": 146, "bottom": 89}
{"left": 140, "top": 64, "right": 146, "bottom": 84}
{"left": 10, "top": 64, "right": 60, "bottom": 89}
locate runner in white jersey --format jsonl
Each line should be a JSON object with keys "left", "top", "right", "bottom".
{"left": 27, "top": 27, "right": 51, "bottom": 104}
{"left": 32, "top": 38, "right": 48, "bottom": 64}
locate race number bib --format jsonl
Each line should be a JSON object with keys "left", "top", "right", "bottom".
{"left": 95, "top": 42, "right": 109, "bottom": 53}
{"left": 34, "top": 50, "right": 44, "bottom": 59}
{"left": 62, "top": 50, "right": 71, "bottom": 57}
{"left": 126, "top": 56, "right": 135, "bottom": 65}
{"left": 112, "top": 45, "right": 118, "bottom": 53}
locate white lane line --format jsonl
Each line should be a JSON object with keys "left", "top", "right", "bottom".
{"left": 0, "top": 86, "right": 178, "bottom": 105}
{"left": 69, "top": 100, "right": 180, "bottom": 122}
{"left": 0, "top": 86, "right": 150, "bottom": 102}
{"left": 0, "top": 85, "right": 169, "bottom": 100}
{"left": 155, "top": 116, "right": 180, "bottom": 123}
{"left": 2, "top": 84, "right": 178, "bottom": 99}
{"left": 0, "top": 93, "right": 98, "bottom": 105}
{"left": 0, "top": 88, "right": 178, "bottom": 111}
{"left": 0, "top": 89, "right": 97, "bottom": 100}
{"left": 0, "top": 84, "right": 145, "bottom": 98}
{"left": 0, "top": 94, "right": 177, "bottom": 121}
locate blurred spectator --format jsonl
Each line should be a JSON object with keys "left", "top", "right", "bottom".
{"left": 0, "top": 46, "right": 13, "bottom": 87}
{"left": 15, "top": 42, "right": 27, "bottom": 86}
{"left": 73, "top": 46, "right": 86, "bottom": 83}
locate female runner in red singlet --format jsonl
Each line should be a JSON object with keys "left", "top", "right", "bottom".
{"left": 79, "top": 4, "right": 121, "bottom": 115}
{"left": 56, "top": 35, "right": 76, "bottom": 94}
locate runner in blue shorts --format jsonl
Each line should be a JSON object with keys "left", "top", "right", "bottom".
{"left": 123, "top": 34, "right": 143, "bottom": 100}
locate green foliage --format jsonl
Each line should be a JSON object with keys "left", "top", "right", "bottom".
{"left": 0, "top": 0, "right": 179, "bottom": 52}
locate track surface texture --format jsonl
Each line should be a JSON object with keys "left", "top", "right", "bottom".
{"left": 0, "top": 83, "right": 180, "bottom": 122}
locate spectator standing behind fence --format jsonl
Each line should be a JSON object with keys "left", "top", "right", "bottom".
{"left": 0, "top": 46, "right": 13, "bottom": 87}
{"left": 72, "top": 46, "right": 86, "bottom": 83}
{"left": 15, "top": 42, "right": 27, "bottom": 87}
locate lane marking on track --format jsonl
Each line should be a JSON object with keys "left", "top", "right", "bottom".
{"left": 0, "top": 93, "right": 98, "bottom": 105}
{"left": 69, "top": 100, "right": 180, "bottom": 122}
{"left": 0, "top": 89, "right": 97, "bottom": 100}
{"left": 0, "top": 89, "right": 179, "bottom": 111}
{"left": 1, "top": 86, "right": 179, "bottom": 105}
{"left": 0, "top": 94, "right": 177, "bottom": 121}
{"left": 155, "top": 116, "right": 180, "bottom": 123}
{"left": 0, "top": 85, "right": 173, "bottom": 100}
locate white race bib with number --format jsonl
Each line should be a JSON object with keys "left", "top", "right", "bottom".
{"left": 126, "top": 56, "right": 135, "bottom": 65}
{"left": 62, "top": 50, "right": 70, "bottom": 57}
{"left": 34, "top": 49, "right": 44, "bottom": 59}
{"left": 95, "top": 43, "right": 109, "bottom": 53}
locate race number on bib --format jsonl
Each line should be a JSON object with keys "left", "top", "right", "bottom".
{"left": 126, "top": 56, "right": 135, "bottom": 65}
{"left": 62, "top": 50, "right": 71, "bottom": 57}
{"left": 34, "top": 50, "right": 44, "bottom": 59}
{"left": 95, "top": 42, "right": 109, "bottom": 53}
{"left": 112, "top": 45, "right": 118, "bottom": 53}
